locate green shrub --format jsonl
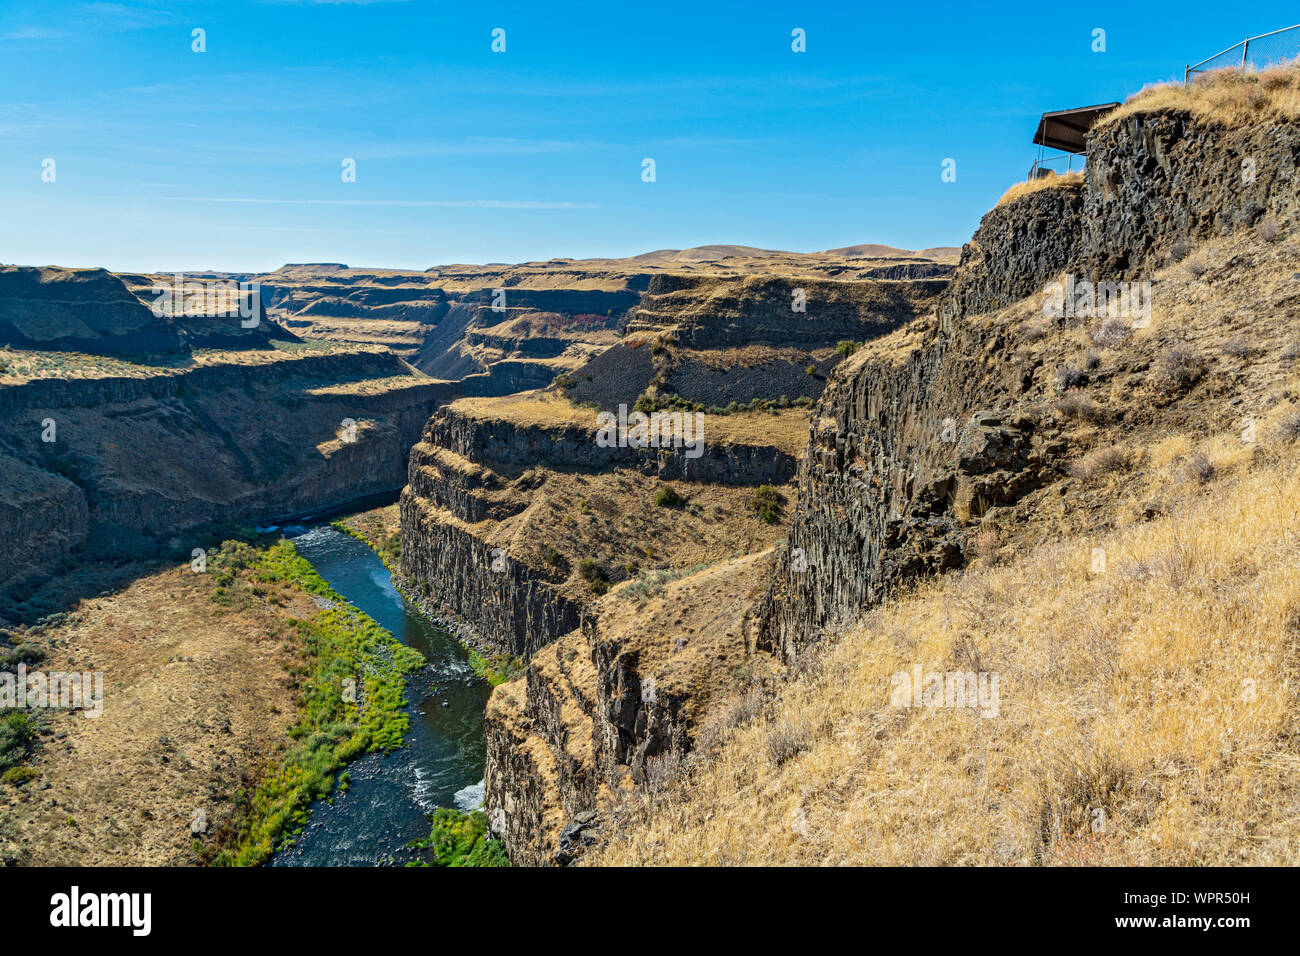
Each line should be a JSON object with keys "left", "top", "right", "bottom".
{"left": 577, "top": 558, "right": 609, "bottom": 595}
{"left": 654, "top": 485, "right": 680, "bottom": 508}
{"left": 0, "top": 711, "right": 38, "bottom": 771}
{"left": 0, "top": 643, "right": 44, "bottom": 669}
{"left": 2, "top": 765, "right": 37, "bottom": 786}
{"left": 836, "top": 340, "right": 859, "bottom": 358}
{"left": 751, "top": 484, "right": 785, "bottom": 524}
{"left": 425, "top": 808, "right": 509, "bottom": 867}
{"left": 466, "top": 647, "right": 524, "bottom": 686}
{"left": 619, "top": 563, "right": 710, "bottom": 604}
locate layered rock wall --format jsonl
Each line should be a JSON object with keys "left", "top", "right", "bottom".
{"left": 0, "top": 350, "right": 457, "bottom": 599}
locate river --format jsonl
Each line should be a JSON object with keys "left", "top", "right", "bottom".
{"left": 268, "top": 526, "right": 491, "bottom": 866}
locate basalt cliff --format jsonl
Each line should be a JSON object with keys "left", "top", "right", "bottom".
{"left": 464, "top": 72, "right": 1300, "bottom": 864}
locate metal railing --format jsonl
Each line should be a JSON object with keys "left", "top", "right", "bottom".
{"left": 1027, "top": 153, "right": 1083, "bottom": 180}
{"left": 1185, "top": 23, "right": 1300, "bottom": 83}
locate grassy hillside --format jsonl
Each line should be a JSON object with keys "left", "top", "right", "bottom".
{"left": 592, "top": 414, "right": 1300, "bottom": 865}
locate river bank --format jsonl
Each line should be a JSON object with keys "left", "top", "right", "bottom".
{"left": 266, "top": 526, "right": 502, "bottom": 866}
{"left": 0, "top": 526, "right": 505, "bottom": 867}
{"left": 0, "top": 536, "right": 390, "bottom": 866}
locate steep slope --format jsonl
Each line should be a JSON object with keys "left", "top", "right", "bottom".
{"left": 584, "top": 63, "right": 1300, "bottom": 865}
{"left": 763, "top": 70, "right": 1300, "bottom": 662}
{"left": 485, "top": 551, "right": 779, "bottom": 865}
{"left": 400, "top": 392, "right": 806, "bottom": 659}
{"left": 592, "top": 426, "right": 1300, "bottom": 865}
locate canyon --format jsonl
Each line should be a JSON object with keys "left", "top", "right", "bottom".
{"left": 0, "top": 239, "right": 954, "bottom": 863}
{"left": 5, "top": 63, "right": 1296, "bottom": 868}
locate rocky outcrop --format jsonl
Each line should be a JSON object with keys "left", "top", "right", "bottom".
{"left": 861, "top": 262, "right": 957, "bottom": 280}
{"left": 482, "top": 625, "right": 602, "bottom": 866}
{"left": 1083, "top": 110, "right": 1300, "bottom": 277}
{"left": 0, "top": 267, "right": 185, "bottom": 355}
{"left": 591, "top": 629, "right": 692, "bottom": 785}
{"left": 756, "top": 322, "right": 1070, "bottom": 660}
{"left": 938, "top": 183, "right": 1084, "bottom": 327}
{"left": 761, "top": 104, "right": 1299, "bottom": 660}
{"left": 418, "top": 404, "right": 797, "bottom": 488}
{"left": 398, "top": 503, "right": 582, "bottom": 658}
{"left": 399, "top": 398, "right": 801, "bottom": 658}
{"left": 625, "top": 273, "right": 946, "bottom": 349}
{"left": 0, "top": 350, "right": 398, "bottom": 415}
{"left": 484, "top": 553, "right": 770, "bottom": 864}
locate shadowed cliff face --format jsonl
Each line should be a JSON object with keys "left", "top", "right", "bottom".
{"left": 0, "top": 347, "right": 457, "bottom": 605}
{"left": 484, "top": 553, "right": 773, "bottom": 866}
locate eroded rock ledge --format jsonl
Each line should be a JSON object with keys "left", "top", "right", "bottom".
{"left": 399, "top": 396, "right": 806, "bottom": 658}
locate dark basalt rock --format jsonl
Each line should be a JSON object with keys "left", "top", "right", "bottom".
{"left": 760, "top": 105, "right": 1298, "bottom": 662}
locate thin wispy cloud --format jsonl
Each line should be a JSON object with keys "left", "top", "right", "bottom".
{"left": 2, "top": 26, "right": 68, "bottom": 40}
{"left": 167, "top": 196, "right": 598, "bottom": 209}
{"left": 74, "top": 1, "right": 178, "bottom": 32}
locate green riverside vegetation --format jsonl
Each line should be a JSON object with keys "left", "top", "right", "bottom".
{"left": 408, "top": 808, "right": 508, "bottom": 866}
{"left": 211, "top": 540, "right": 424, "bottom": 866}
{"left": 465, "top": 646, "right": 525, "bottom": 687}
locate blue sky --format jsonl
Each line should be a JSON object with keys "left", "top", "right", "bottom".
{"left": 1, "top": 0, "right": 1296, "bottom": 272}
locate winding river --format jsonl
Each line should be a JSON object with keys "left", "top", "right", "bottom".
{"left": 269, "top": 526, "right": 491, "bottom": 867}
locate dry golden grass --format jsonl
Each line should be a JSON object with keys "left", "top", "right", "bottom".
{"left": 0, "top": 340, "right": 376, "bottom": 384}
{"left": 683, "top": 344, "right": 831, "bottom": 370}
{"left": 1101, "top": 59, "right": 1300, "bottom": 128}
{"left": 306, "top": 372, "right": 443, "bottom": 396}
{"left": 996, "top": 172, "right": 1084, "bottom": 208}
{"left": 0, "top": 560, "right": 311, "bottom": 865}
{"left": 590, "top": 427, "right": 1300, "bottom": 865}
{"left": 451, "top": 390, "right": 812, "bottom": 457}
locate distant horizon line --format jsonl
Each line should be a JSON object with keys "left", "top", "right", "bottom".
{"left": 3, "top": 240, "right": 964, "bottom": 277}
